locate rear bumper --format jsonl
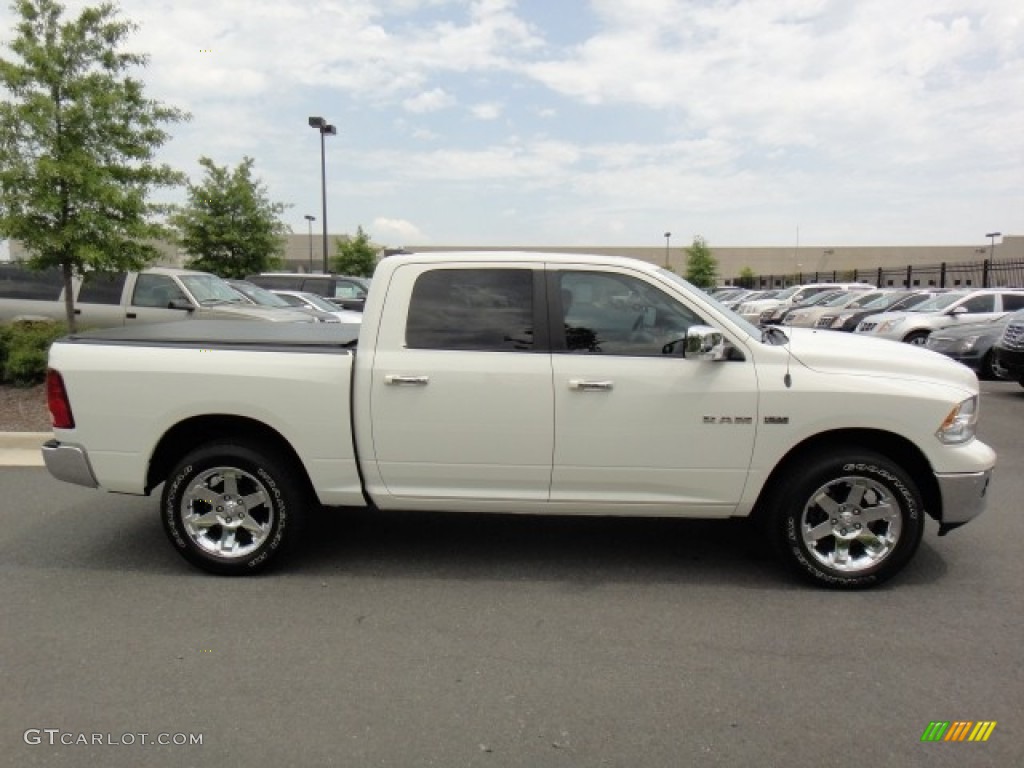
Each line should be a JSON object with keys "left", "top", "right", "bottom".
{"left": 42, "top": 439, "right": 98, "bottom": 488}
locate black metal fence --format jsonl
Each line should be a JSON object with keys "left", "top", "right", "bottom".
{"left": 746, "top": 258, "right": 1024, "bottom": 290}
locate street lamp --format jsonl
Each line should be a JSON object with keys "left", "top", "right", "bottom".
{"left": 663, "top": 232, "right": 671, "bottom": 268}
{"left": 985, "top": 231, "right": 1001, "bottom": 260}
{"left": 304, "top": 214, "right": 316, "bottom": 272}
{"left": 309, "top": 116, "right": 337, "bottom": 273}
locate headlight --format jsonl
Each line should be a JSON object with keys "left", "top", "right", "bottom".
{"left": 936, "top": 396, "right": 978, "bottom": 445}
{"left": 878, "top": 318, "right": 903, "bottom": 333}
{"left": 956, "top": 335, "right": 979, "bottom": 352}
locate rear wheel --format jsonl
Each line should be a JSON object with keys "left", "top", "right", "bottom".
{"left": 767, "top": 449, "right": 925, "bottom": 588}
{"left": 161, "top": 441, "right": 307, "bottom": 575}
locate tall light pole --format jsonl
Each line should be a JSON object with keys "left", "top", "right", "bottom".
{"left": 663, "top": 232, "right": 671, "bottom": 268}
{"left": 304, "top": 214, "right": 316, "bottom": 272}
{"left": 985, "top": 231, "right": 1001, "bottom": 260}
{"left": 308, "top": 116, "right": 337, "bottom": 273}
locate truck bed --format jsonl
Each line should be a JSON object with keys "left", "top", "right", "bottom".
{"left": 48, "top": 320, "right": 364, "bottom": 506}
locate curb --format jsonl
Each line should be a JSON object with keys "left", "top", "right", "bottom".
{"left": 0, "top": 432, "right": 51, "bottom": 467}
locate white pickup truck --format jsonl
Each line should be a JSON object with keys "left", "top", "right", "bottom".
{"left": 41, "top": 252, "right": 996, "bottom": 588}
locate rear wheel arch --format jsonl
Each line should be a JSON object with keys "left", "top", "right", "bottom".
{"left": 146, "top": 415, "right": 314, "bottom": 500}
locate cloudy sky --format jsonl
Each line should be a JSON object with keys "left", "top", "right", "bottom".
{"left": 2, "top": 0, "right": 1022, "bottom": 249}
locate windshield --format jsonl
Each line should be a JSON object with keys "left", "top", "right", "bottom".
{"left": 297, "top": 292, "right": 341, "bottom": 313}
{"left": 657, "top": 269, "right": 762, "bottom": 338}
{"left": 179, "top": 274, "right": 246, "bottom": 304}
{"left": 844, "top": 292, "right": 886, "bottom": 309}
{"left": 909, "top": 292, "right": 968, "bottom": 312}
{"left": 860, "top": 292, "right": 908, "bottom": 309}
{"left": 230, "top": 282, "right": 291, "bottom": 307}
{"left": 771, "top": 286, "right": 801, "bottom": 300}
{"left": 822, "top": 292, "right": 857, "bottom": 307}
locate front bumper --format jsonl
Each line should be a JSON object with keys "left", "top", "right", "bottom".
{"left": 42, "top": 440, "right": 98, "bottom": 488}
{"left": 934, "top": 468, "right": 992, "bottom": 534}
{"left": 992, "top": 345, "right": 1024, "bottom": 379}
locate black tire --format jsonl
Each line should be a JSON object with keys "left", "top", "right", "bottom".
{"left": 978, "top": 350, "right": 997, "bottom": 380}
{"left": 903, "top": 331, "right": 929, "bottom": 345}
{"left": 161, "top": 441, "right": 307, "bottom": 575}
{"left": 767, "top": 449, "right": 925, "bottom": 589}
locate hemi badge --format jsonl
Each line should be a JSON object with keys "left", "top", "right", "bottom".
{"left": 764, "top": 416, "right": 790, "bottom": 424}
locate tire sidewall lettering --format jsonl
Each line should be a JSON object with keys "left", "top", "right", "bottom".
{"left": 778, "top": 454, "right": 923, "bottom": 588}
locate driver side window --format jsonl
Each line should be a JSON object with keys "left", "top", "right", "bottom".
{"left": 557, "top": 271, "right": 706, "bottom": 356}
{"left": 132, "top": 274, "right": 188, "bottom": 308}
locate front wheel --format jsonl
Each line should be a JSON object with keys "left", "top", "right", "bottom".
{"left": 903, "top": 331, "right": 929, "bottom": 345}
{"left": 161, "top": 441, "right": 307, "bottom": 575}
{"left": 768, "top": 450, "right": 925, "bottom": 588}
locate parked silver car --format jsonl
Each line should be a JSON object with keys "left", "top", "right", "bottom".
{"left": 854, "top": 289, "right": 1024, "bottom": 344}
{"left": 270, "top": 289, "right": 363, "bottom": 323}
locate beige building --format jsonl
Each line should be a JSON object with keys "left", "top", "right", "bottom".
{"left": 8, "top": 234, "right": 1023, "bottom": 287}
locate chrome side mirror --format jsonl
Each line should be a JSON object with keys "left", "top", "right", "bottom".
{"left": 685, "top": 325, "right": 727, "bottom": 360}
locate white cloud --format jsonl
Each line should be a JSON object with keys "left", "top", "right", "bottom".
{"left": 373, "top": 217, "right": 428, "bottom": 242}
{"left": 403, "top": 87, "right": 457, "bottom": 113}
{"left": 470, "top": 102, "right": 503, "bottom": 120}
{"left": 1, "top": 0, "right": 1020, "bottom": 247}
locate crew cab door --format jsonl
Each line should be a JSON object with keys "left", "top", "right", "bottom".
{"left": 363, "top": 263, "right": 554, "bottom": 503}
{"left": 548, "top": 266, "right": 758, "bottom": 516}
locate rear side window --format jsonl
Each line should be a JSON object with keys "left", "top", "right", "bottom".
{"left": 959, "top": 295, "right": 995, "bottom": 313}
{"left": 1001, "top": 294, "right": 1024, "bottom": 311}
{"left": 300, "top": 277, "right": 331, "bottom": 295}
{"left": 332, "top": 280, "right": 367, "bottom": 300}
{"left": 78, "top": 272, "right": 127, "bottom": 304}
{"left": 0, "top": 264, "right": 63, "bottom": 300}
{"left": 406, "top": 269, "right": 534, "bottom": 351}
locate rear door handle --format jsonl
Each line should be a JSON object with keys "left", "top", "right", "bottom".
{"left": 569, "top": 379, "right": 614, "bottom": 392}
{"left": 385, "top": 375, "right": 430, "bottom": 386}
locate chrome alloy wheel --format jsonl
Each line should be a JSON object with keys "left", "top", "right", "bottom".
{"left": 799, "top": 475, "right": 903, "bottom": 573}
{"left": 181, "top": 466, "right": 274, "bottom": 559}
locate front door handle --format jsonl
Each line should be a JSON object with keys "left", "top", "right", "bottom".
{"left": 569, "top": 379, "right": 614, "bottom": 392}
{"left": 385, "top": 375, "right": 430, "bottom": 386}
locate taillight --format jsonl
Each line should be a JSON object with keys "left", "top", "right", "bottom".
{"left": 46, "top": 369, "right": 75, "bottom": 429}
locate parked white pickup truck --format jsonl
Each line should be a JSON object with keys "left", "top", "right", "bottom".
{"left": 41, "top": 252, "right": 996, "bottom": 588}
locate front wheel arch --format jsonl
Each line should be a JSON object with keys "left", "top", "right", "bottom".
{"left": 752, "top": 430, "right": 941, "bottom": 528}
{"left": 903, "top": 330, "right": 930, "bottom": 345}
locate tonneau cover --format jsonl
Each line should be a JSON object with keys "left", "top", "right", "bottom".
{"left": 60, "top": 319, "right": 360, "bottom": 349}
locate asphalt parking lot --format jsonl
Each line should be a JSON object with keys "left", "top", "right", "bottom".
{"left": 1, "top": 380, "right": 1021, "bottom": 768}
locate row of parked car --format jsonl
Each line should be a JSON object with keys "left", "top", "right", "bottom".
{"left": 711, "top": 283, "right": 1024, "bottom": 384}
{"left": 0, "top": 264, "right": 369, "bottom": 328}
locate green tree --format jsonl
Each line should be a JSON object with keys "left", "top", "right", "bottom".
{"left": 331, "top": 226, "right": 377, "bottom": 277}
{"left": 685, "top": 235, "right": 718, "bottom": 289}
{"left": 737, "top": 266, "right": 756, "bottom": 289}
{"left": 172, "top": 156, "right": 289, "bottom": 279}
{"left": 0, "top": 0, "right": 188, "bottom": 331}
